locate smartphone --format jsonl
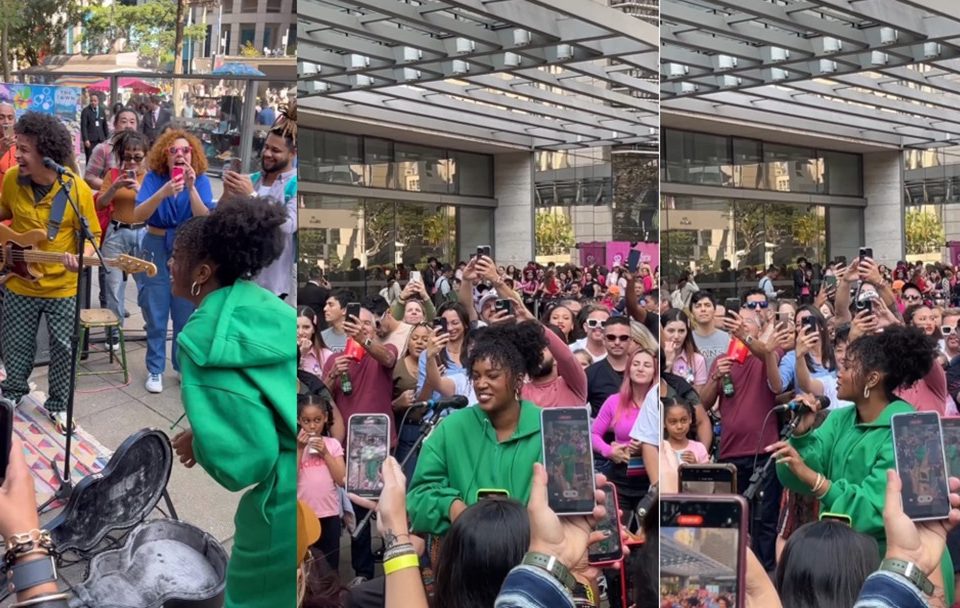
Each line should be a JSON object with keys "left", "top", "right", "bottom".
{"left": 723, "top": 298, "right": 741, "bottom": 318}
{"left": 171, "top": 166, "right": 185, "bottom": 182}
{"left": 588, "top": 482, "right": 624, "bottom": 566}
{"left": 825, "top": 275, "right": 838, "bottom": 290}
{"left": 661, "top": 495, "right": 747, "bottom": 607}
{"left": 627, "top": 249, "right": 642, "bottom": 274}
{"left": 541, "top": 407, "right": 596, "bottom": 516}
{"left": 494, "top": 299, "right": 514, "bottom": 316}
{"left": 939, "top": 417, "right": 960, "bottom": 479}
{"left": 345, "top": 414, "right": 391, "bottom": 498}
{"left": 856, "top": 298, "right": 874, "bottom": 314}
{"left": 835, "top": 255, "right": 847, "bottom": 267}
{"left": 477, "top": 488, "right": 510, "bottom": 500}
{"left": 477, "top": 245, "right": 492, "bottom": 258}
{"left": 801, "top": 316, "right": 818, "bottom": 334}
{"left": 433, "top": 316, "right": 448, "bottom": 334}
{"left": 859, "top": 247, "right": 873, "bottom": 261}
{"left": 229, "top": 157, "right": 242, "bottom": 173}
{"left": 0, "top": 397, "right": 12, "bottom": 485}
{"left": 679, "top": 463, "right": 738, "bottom": 494}
{"left": 125, "top": 169, "right": 137, "bottom": 181}
{"left": 2, "top": 124, "right": 13, "bottom": 140}
{"left": 891, "top": 411, "right": 951, "bottom": 521}
{"left": 819, "top": 512, "right": 852, "bottom": 525}
{"left": 346, "top": 302, "right": 362, "bottom": 321}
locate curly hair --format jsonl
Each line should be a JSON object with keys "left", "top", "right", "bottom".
{"left": 174, "top": 194, "right": 286, "bottom": 286}
{"left": 111, "top": 130, "right": 150, "bottom": 163}
{"left": 145, "top": 129, "right": 208, "bottom": 176}
{"left": 14, "top": 111, "right": 73, "bottom": 166}
{"left": 466, "top": 321, "right": 547, "bottom": 387}
{"left": 846, "top": 325, "right": 936, "bottom": 399}
{"left": 270, "top": 98, "right": 296, "bottom": 149}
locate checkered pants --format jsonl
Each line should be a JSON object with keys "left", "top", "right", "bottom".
{"left": 1, "top": 292, "right": 76, "bottom": 412}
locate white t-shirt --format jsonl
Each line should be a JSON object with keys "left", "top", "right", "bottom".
{"left": 819, "top": 375, "right": 854, "bottom": 410}
{"left": 629, "top": 387, "right": 660, "bottom": 447}
{"left": 569, "top": 338, "right": 607, "bottom": 362}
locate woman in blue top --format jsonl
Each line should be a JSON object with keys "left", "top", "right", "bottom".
{"left": 133, "top": 129, "right": 215, "bottom": 394}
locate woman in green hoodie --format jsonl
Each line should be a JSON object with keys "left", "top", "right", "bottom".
{"left": 169, "top": 195, "right": 296, "bottom": 608}
{"left": 773, "top": 325, "right": 954, "bottom": 604}
{"left": 406, "top": 321, "right": 549, "bottom": 536}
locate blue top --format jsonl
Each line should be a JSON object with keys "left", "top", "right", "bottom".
{"left": 136, "top": 170, "right": 215, "bottom": 229}
{"left": 778, "top": 350, "right": 833, "bottom": 393}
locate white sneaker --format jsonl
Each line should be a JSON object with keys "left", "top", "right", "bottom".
{"left": 145, "top": 373, "right": 163, "bottom": 393}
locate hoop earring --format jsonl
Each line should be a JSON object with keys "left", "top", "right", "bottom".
{"left": 190, "top": 281, "right": 201, "bottom": 297}
{"left": 863, "top": 385, "right": 870, "bottom": 400}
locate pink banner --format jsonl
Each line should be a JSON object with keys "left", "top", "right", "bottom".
{"left": 949, "top": 241, "right": 960, "bottom": 267}
{"left": 578, "top": 241, "right": 659, "bottom": 270}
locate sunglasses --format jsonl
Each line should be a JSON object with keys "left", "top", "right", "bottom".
{"left": 943, "top": 325, "right": 958, "bottom": 336}
{"left": 122, "top": 154, "right": 145, "bottom": 162}
{"left": 904, "top": 294, "right": 922, "bottom": 301}
{"left": 586, "top": 319, "right": 604, "bottom": 329}
{"left": 605, "top": 334, "right": 630, "bottom": 342}
{"left": 745, "top": 301, "right": 769, "bottom": 310}
{"left": 167, "top": 146, "right": 192, "bottom": 155}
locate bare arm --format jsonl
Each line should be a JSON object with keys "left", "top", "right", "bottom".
{"left": 133, "top": 181, "right": 173, "bottom": 222}
{"left": 625, "top": 272, "right": 646, "bottom": 324}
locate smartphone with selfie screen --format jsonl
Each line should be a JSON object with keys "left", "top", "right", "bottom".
{"left": 679, "top": 463, "right": 738, "bottom": 494}
{"left": 588, "top": 482, "right": 624, "bottom": 566}
{"left": 940, "top": 417, "right": 960, "bottom": 480}
{"left": 892, "top": 412, "right": 951, "bottom": 521}
{"left": 541, "top": 407, "right": 596, "bottom": 516}
{"left": 0, "top": 397, "right": 12, "bottom": 484}
{"left": 627, "top": 249, "right": 642, "bottom": 274}
{"left": 661, "top": 495, "right": 747, "bottom": 607}
{"left": 346, "top": 414, "right": 391, "bottom": 498}
{"left": 346, "top": 302, "right": 361, "bottom": 322}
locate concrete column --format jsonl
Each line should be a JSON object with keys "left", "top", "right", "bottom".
{"left": 493, "top": 152, "right": 535, "bottom": 267}
{"left": 862, "top": 151, "right": 905, "bottom": 267}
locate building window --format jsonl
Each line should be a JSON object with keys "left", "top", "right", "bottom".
{"left": 239, "top": 24, "right": 257, "bottom": 49}
{"left": 266, "top": 0, "right": 282, "bottom": 12}
{"left": 222, "top": 0, "right": 234, "bottom": 13}
{"left": 241, "top": 0, "right": 259, "bottom": 13}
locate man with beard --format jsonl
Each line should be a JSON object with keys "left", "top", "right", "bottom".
{"left": 517, "top": 310, "right": 588, "bottom": 408}
{"left": 222, "top": 116, "right": 297, "bottom": 303}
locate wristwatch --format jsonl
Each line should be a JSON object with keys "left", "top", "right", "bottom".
{"left": 522, "top": 552, "right": 576, "bottom": 592}
{"left": 744, "top": 335, "right": 755, "bottom": 345}
{"left": 879, "top": 558, "right": 935, "bottom": 595}
{"left": 364, "top": 337, "right": 374, "bottom": 349}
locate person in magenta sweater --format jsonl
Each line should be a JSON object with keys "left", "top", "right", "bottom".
{"left": 590, "top": 347, "right": 658, "bottom": 519}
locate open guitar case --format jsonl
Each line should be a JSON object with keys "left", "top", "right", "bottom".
{"left": 9, "top": 428, "right": 229, "bottom": 607}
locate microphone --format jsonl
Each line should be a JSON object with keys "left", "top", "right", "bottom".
{"left": 42, "top": 157, "right": 69, "bottom": 176}
{"left": 409, "top": 395, "right": 469, "bottom": 411}
{"left": 773, "top": 396, "right": 829, "bottom": 415}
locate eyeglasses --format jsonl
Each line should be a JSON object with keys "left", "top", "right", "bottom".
{"left": 942, "top": 326, "right": 955, "bottom": 335}
{"left": 745, "top": 301, "right": 769, "bottom": 310}
{"left": 586, "top": 319, "right": 604, "bottom": 329}
{"left": 167, "top": 146, "right": 192, "bottom": 155}
{"left": 605, "top": 334, "right": 630, "bottom": 342}
{"left": 122, "top": 154, "right": 145, "bottom": 162}
{"left": 904, "top": 294, "right": 922, "bottom": 302}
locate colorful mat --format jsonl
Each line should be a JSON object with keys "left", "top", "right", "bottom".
{"left": 13, "top": 392, "right": 113, "bottom": 507}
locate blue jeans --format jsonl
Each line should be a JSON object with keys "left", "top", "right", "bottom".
{"left": 139, "top": 232, "right": 194, "bottom": 374}
{"left": 100, "top": 224, "right": 144, "bottom": 321}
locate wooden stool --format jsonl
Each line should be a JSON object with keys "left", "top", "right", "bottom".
{"left": 76, "top": 308, "right": 129, "bottom": 384}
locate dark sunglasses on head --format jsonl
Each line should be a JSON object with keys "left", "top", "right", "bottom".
{"left": 605, "top": 334, "right": 630, "bottom": 342}
{"left": 745, "top": 301, "right": 769, "bottom": 310}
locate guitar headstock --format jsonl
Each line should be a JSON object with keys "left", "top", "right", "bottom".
{"left": 115, "top": 254, "right": 158, "bottom": 277}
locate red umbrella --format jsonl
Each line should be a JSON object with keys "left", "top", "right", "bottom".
{"left": 87, "top": 77, "right": 161, "bottom": 94}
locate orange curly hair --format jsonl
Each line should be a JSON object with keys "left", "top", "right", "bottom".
{"left": 145, "top": 129, "right": 208, "bottom": 177}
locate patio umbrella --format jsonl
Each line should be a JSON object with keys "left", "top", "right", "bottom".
{"left": 210, "top": 62, "right": 265, "bottom": 77}
{"left": 87, "top": 77, "right": 161, "bottom": 94}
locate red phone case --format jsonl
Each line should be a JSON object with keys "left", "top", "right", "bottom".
{"left": 588, "top": 483, "right": 624, "bottom": 567}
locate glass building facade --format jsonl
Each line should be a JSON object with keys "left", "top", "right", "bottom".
{"left": 904, "top": 147, "right": 960, "bottom": 264}
{"left": 661, "top": 129, "right": 864, "bottom": 298}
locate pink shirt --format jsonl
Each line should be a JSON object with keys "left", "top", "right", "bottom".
{"left": 672, "top": 351, "right": 707, "bottom": 387}
{"left": 522, "top": 328, "right": 588, "bottom": 408}
{"left": 300, "top": 347, "right": 332, "bottom": 377}
{"left": 297, "top": 436, "right": 344, "bottom": 519}
{"left": 897, "top": 363, "right": 948, "bottom": 415}
{"left": 670, "top": 439, "right": 710, "bottom": 464}
{"left": 591, "top": 394, "right": 641, "bottom": 458}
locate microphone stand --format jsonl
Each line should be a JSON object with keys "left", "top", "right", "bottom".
{"left": 742, "top": 411, "right": 804, "bottom": 548}
{"left": 38, "top": 169, "right": 106, "bottom": 513}
{"left": 351, "top": 405, "right": 447, "bottom": 540}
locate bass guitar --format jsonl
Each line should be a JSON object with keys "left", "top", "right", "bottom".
{"left": 0, "top": 225, "right": 156, "bottom": 282}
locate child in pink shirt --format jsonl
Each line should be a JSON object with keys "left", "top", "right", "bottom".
{"left": 297, "top": 393, "right": 345, "bottom": 571}
{"left": 664, "top": 398, "right": 709, "bottom": 464}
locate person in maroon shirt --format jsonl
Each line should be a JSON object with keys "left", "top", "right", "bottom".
{"left": 321, "top": 298, "right": 397, "bottom": 585}
{"left": 699, "top": 288, "right": 784, "bottom": 572}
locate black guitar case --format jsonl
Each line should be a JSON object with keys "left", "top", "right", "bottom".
{"left": 45, "top": 428, "right": 228, "bottom": 607}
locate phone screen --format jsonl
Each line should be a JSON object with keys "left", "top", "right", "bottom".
{"left": 679, "top": 464, "right": 737, "bottom": 494}
{"left": 661, "top": 496, "right": 746, "bottom": 607}
{"left": 588, "top": 482, "right": 623, "bottom": 565}
{"left": 346, "top": 414, "right": 390, "bottom": 498}
{"left": 942, "top": 418, "right": 960, "bottom": 479}
{"left": 495, "top": 299, "right": 513, "bottom": 316}
{"left": 0, "top": 398, "right": 13, "bottom": 484}
{"left": 892, "top": 412, "right": 951, "bottom": 520}
{"left": 346, "top": 302, "right": 361, "bottom": 321}
{"left": 628, "top": 249, "right": 642, "bottom": 274}
{"left": 825, "top": 275, "right": 838, "bottom": 289}
{"left": 541, "top": 407, "right": 596, "bottom": 515}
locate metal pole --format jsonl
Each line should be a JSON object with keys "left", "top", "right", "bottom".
{"left": 210, "top": 0, "right": 223, "bottom": 72}
{"left": 239, "top": 78, "right": 256, "bottom": 174}
{"left": 109, "top": 75, "right": 118, "bottom": 111}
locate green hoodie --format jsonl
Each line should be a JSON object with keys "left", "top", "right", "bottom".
{"left": 407, "top": 400, "right": 543, "bottom": 536}
{"left": 777, "top": 400, "right": 953, "bottom": 605}
{"left": 177, "top": 280, "right": 296, "bottom": 608}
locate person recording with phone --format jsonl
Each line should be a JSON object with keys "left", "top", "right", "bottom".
{"left": 134, "top": 129, "right": 214, "bottom": 395}
{"left": 771, "top": 325, "right": 955, "bottom": 605}
{"left": 0, "top": 101, "right": 18, "bottom": 184}
{"left": 0, "top": 112, "right": 101, "bottom": 435}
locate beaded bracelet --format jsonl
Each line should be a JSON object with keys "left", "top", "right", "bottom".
{"left": 383, "top": 554, "right": 419, "bottom": 576}
{"left": 382, "top": 543, "right": 416, "bottom": 563}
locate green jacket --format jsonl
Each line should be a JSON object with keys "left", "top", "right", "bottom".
{"left": 178, "top": 280, "right": 296, "bottom": 608}
{"left": 407, "top": 400, "right": 543, "bottom": 535}
{"left": 777, "top": 400, "right": 953, "bottom": 604}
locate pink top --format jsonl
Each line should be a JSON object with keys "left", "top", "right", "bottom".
{"left": 670, "top": 439, "right": 710, "bottom": 464}
{"left": 300, "top": 347, "right": 332, "bottom": 377}
{"left": 298, "top": 436, "right": 344, "bottom": 519}
{"left": 672, "top": 351, "right": 708, "bottom": 386}
{"left": 523, "top": 328, "right": 588, "bottom": 408}
{"left": 591, "top": 393, "right": 642, "bottom": 458}
{"left": 642, "top": 274, "right": 653, "bottom": 293}
{"left": 897, "top": 363, "right": 948, "bottom": 415}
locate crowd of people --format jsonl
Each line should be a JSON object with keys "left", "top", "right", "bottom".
{"left": 296, "top": 250, "right": 662, "bottom": 607}
{"left": 659, "top": 253, "right": 960, "bottom": 607}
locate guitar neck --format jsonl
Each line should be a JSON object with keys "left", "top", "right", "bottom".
{"left": 19, "top": 250, "right": 116, "bottom": 269}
